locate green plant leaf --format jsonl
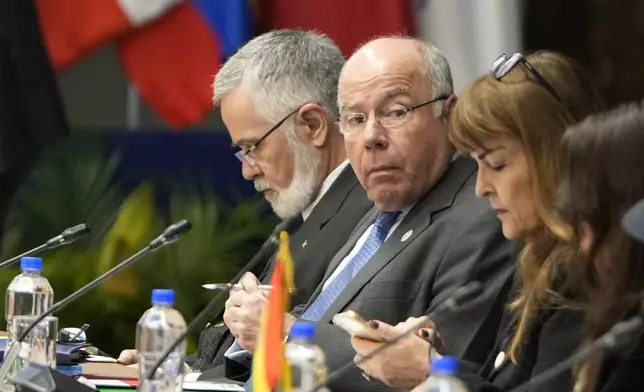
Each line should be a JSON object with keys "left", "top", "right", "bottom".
{"left": 1, "top": 131, "right": 276, "bottom": 356}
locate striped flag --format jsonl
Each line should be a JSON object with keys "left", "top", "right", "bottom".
{"left": 116, "top": 0, "right": 254, "bottom": 127}
{"left": 36, "top": 0, "right": 254, "bottom": 127}
{"left": 251, "top": 231, "right": 295, "bottom": 391}
{"left": 36, "top": 0, "right": 181, "bottom": 71}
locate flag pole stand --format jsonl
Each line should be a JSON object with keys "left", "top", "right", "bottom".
{"left": 126, "top": 82, "right": 141, "bottom": 130}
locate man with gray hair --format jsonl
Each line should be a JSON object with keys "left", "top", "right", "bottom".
{"left": 201, "top": 29, "right": 375, "bottom": 379}
{"left": 117, "top": 30, "right": 373, "bottom": 379}
{"left": 208, "top": 29, "right": 375, "bottom": 381}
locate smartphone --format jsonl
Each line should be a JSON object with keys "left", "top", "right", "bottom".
{"left": 332, "top": 310, "right": 384, "bottom": 342}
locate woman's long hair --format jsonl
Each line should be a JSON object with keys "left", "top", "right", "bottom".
{"left": 449, "top": 51, "right": 604, "bottom": 361}
{"left": 556, "top": 102, "right": 644, "bottom": 392}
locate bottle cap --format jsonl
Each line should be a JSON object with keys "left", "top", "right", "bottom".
{"left": 290, "top": 322, "right": 315, "bottom": 340}
{"left": 151, "top": 289, "right": 175, "bottom": 306}
{"left": 432, "top": 356, "right": 458, "bottom": 375}
{"left": 20, "top": 257, "right": 42, "bottom": 272}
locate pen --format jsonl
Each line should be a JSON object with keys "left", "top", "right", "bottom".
{"left": 202, "top": 283, "right": 295, "bottom": 293}
{"left": 70, "top": 323, "right": 90, "bottom": 341}
{"left": 202, "top": 283, "right": 274, "bottom": 291}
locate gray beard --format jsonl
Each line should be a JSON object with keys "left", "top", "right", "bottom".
{"left": 255, "top": 141, "right": 321, "bottom": 219}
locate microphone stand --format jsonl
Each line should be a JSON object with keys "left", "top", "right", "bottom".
{"left": 144, "top": 215, "right": 301, "bottom": 381}
{"left": 0, "top": 224, "right": 91, "bottom": 269}
{"left": 0, "top": 245, "right": 47, "bottom": 269}
{"left": 0, "top": 220, "right": 192, "bottom": 384}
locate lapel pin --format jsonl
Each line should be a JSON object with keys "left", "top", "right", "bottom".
{"left": 494, "top": 351, "right": 506, "bottom": 369}
{"left": 401, "top": 230, "right": 413, "bottom": 242}
{"left": 301, "top": 240, "right": 308, "bottom": 248}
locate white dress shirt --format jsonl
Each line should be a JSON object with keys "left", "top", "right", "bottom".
{"left": 301, "top": 159, "right": 349, "bottom": 221}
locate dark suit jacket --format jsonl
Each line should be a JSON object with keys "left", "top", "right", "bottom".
{"left": 196, "top": 164, "right": 373, "bottom": 379}
{"left": 459, "top": 306, "right": 644, "bottom": 392}
{"left": 284, "top": 157, "right": 519, "bottom": 391}
{"left": 0, "top": 0, "right": 69, "bottom": 171}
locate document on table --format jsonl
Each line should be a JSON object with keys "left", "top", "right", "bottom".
{"left": 89, "top": 379, "right": 244, "bottom": 391}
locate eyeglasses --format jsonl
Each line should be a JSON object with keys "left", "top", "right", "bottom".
{"left": 234, "top": 107, "right": 300, "bottom": 165}
{"left": 491, "top": 53, "right": 562, "bottom": 103}
{"left": 337, "top": 95, "right": 449, "bottom": 136}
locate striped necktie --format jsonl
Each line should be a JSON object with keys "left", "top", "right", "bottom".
{"left": 299, "top": 210, "right": 401, "bottom": 321}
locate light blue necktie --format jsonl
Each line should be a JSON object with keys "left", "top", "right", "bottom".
{"left": 243, "top": 211, "right": 400, "bottom": 392}
{"left": 299, "top": 210, "right": 401, "bottom": 322}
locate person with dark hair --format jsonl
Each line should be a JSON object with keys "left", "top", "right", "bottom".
{"left": 554, "top": 101, "right": 644, "bottom": 392}
{"left": 0, "top": 0, "right": 69, "bottom": 242}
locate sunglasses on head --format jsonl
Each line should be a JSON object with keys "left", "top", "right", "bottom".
{"left": 491, "top": 53, "right": 562, "bottom": 103}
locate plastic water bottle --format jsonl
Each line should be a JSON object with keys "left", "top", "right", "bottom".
{"left": 421, "top": 356, "right": 469, "bottom": 392}
{"left": 285, "top": 322, "right": 328, "bottom": 392}
{"left": 5, "top": 257, "right": 55, "bottom": 374}
{"left": 136, "top": 289, "right": 187, "bottom": 392}
{"left": 5, "top": 257, "right": 55, "bottom": 335}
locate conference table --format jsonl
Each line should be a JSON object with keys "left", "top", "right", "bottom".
{"left": 0, "top": 331, "right": 243, "bottom": 392}
{"left": 82, "top": 364, "right": 243, "bottom": 392}
{"left": 92, "top": 378, "right": 243, "bottom": 392}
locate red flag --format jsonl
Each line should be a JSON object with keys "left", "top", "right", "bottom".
{"left": 116, "top": 2, "right": 222, "bottom": 128}
{"left": 252, "top": 231, "right": 295, "bottom": 390}
{"left": 264, "top": 0, "right": 415, "bottom": 57}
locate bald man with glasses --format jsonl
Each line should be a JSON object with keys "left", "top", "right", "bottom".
{"left": 270, "top": 36, "right": 520, "bottom": 392}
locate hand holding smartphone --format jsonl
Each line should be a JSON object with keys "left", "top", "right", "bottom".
{"left": 332, "top": 310, "right": 384, "bottom": 342}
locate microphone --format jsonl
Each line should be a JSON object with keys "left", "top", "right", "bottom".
{"left": 312, "top": 281, "right": 483, "bottom": 391}
{"left": 144, "top": 215, "right": 301, "bottom": 380}
{"left": 0, "top": 219, "right": 192, "bottom": 382}
{"left": 0, "top": 223, "right": 91, "bottom": 269}
{"left": 508, "top": 300, "right": 644, "bottom": 392}
{"left": 149, "top": 219, "right": 193, "bottom": 250}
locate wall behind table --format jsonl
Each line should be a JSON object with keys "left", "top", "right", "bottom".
{"left": 104, "top": 129, "right": 256, "bottom": 205}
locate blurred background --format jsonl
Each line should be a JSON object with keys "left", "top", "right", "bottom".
{"left": 1, "top": 0, "right": 642, "bottom": 356}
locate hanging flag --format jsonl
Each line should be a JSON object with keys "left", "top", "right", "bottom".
{"left": 264, "top": 0, "right": 414, "bottom": 57}
{"left": 252, "top": 231, "right": 296, "bottom": 391}
{"left": 116, "top": 0, "right": 254, "bottom": 127}
{"left": 36, "top": 0, "right": 182, "bottom": 71}
{"left": 416, "top": 0, "right": 523, "bottom": 93}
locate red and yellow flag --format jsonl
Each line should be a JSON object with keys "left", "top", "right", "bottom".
{"left": 252, "top": 231, "right": 296, "bottom": 391}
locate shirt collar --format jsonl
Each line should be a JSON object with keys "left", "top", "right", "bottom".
{"left": 302, "top": 159, "right": 350, "bottom": 221}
